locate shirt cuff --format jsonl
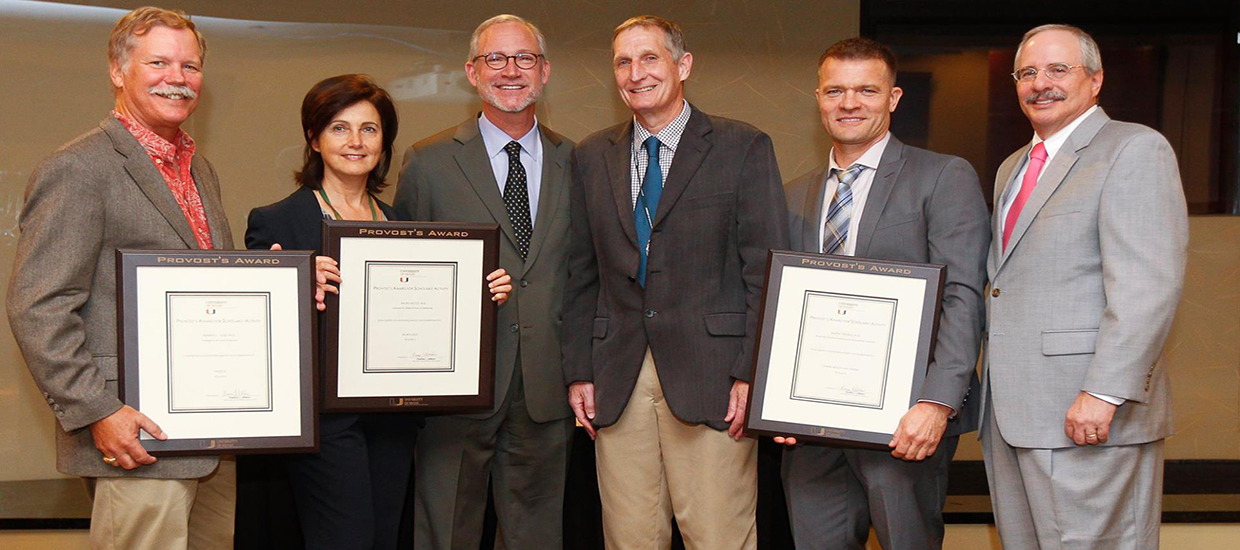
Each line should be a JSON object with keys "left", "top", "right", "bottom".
{"left": 1086, "top": 391, "right": 1126, "bottom": 406}
{"left": 916, "top": 399, "right": 957, "bottom": 419}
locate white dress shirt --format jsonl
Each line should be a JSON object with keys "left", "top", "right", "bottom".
{"left": 478, "top": 112, "right": 544, "bottom": 225}
{"left": 818, "top": 132, "right": 891, "bottom": 255}
{"left": 1000, "top": 105, "right": 1122, "bottom": 407}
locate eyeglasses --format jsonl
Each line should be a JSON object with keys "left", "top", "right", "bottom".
{"left": 1011, "top": 63, "right": 1085, "bottom": 83}
{"left": 473, "top": 52, "right": 543, "bottom": 70}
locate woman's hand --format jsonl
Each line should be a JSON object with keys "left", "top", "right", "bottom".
{"left": 487, "top": 268, "right": 512, "bottom": 306}
{"left": 314, "top": 255, "right": 342, "bottom": 311}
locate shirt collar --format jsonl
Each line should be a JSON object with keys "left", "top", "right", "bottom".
{"left": 1031, "top": 104, "right": 1098, "bottom": 159}
{"left": 112, "top": 110, "right": 195, "bottom": 163}
{"left": 478, "top": 112, "right": 541, "bottom": 160}
{"left": 828, "top": 132, "right": 891, "bottom": 173}
{"left": 633, "top": 99, "right": 691, "bottom": 153}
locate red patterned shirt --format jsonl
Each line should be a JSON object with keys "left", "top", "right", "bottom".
{"left": 112, "top": 111, "right": 214, "bottom": 250}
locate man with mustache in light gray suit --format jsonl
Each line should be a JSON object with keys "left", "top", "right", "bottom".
{"left": 7, "top": 7, "right": 235, "bottom": 550}
{"left": 983, "top": 24, "right": 1187, "bottom": 549}
{"left": 777, "top": 37, "right": 989, "bottom": 550}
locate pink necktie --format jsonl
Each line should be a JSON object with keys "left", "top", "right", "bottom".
{"left": 1002, "top": 141, "right": 1048, "bottom": 251}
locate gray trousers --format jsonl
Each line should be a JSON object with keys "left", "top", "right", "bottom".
{"left": 981, "top": 399, "right": 1164, "bottom": 550}
{"left": 413, "top": 364, "right": 575, "bottom": 550}
{"left": 781, "top": 436, "right": 958, "bottom": 550}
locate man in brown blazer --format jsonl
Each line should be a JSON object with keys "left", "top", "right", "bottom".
{"left": 394, "top": 15, "right": 576, "bottom": 550}
{"left": 561, "top": 15, "right": 788, "bottom": 550}
{"left": 6, "top": 8, "right": 235, "bottom": 549}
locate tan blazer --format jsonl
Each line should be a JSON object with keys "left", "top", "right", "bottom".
{"left": 983, "top": 108, "right": 1187, "bottom": 449}
{"left": 394, "top": 116, "right": 575, "bottom": 422}
{"left": 7, "top": 116, "right": 234, "bottom": 478}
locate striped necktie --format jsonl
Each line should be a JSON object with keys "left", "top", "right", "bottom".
{"left": 822, "top": 165, "right": 863, "bottom": 255}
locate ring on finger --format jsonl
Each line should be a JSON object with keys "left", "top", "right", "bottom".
{"left": 102, "top": 456, "right": 119, "bottom": 465}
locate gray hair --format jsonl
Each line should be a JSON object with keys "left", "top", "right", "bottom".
{"left": 1014, "top": 24, "right": 1102, "bottom": 74}
{"left": 467, "top": 14, "right": 547, "bottom": 61}
{"left": 614, "top": 15, "right": 687, "bottom": 61}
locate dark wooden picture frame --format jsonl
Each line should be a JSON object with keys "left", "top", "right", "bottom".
{"left": 320, "top": 220, "right": 499, "bottom": 413}
{"left": 744, "top": 250, "right": 946, "bottom": 449}
{"left": 117, "top": 249, "right": 318, "bottom": 456}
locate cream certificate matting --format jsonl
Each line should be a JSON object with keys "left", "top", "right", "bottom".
{"left": 761, "top": 265, "right": 927, "bottom": 435}
{"left": 135, "top": 266, "right": 304, "bottom": 441}
{"left": 336, "top": 237, "right": 484, "bottom": 398}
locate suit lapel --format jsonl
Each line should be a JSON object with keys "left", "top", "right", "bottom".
{"left": 999, "top": 108, "right": 1110, "bottom": 268}
{"left": 104, "top": 118, "right": 200, "bottom": 248}
{"left": 522, "top": 125, "right": 567, "bottom": 276}
{"left": 191, "top": 156, "right": 232, "bottom": 249}
{"left": 854, "top": 136, "right": 906, "bottom": 258}
{"left": 652, "top": 107, "right": 711, "bottom": 228}
{"left": 798, "top": 165, "right": 830, "bottom": 253}
{"left": 451, "top": 118, "right": 521, "bottom": 252}
{"left": 605, "top": 123, "right": 639, "bottom": 247}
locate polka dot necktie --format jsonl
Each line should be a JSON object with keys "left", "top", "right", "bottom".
{"left": 503, "top": 141, "right": 533, "bottom": 258}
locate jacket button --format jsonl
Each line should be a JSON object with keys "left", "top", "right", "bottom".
{"left": 520, "top": 280, "right": 529, "bottom": 288}
{"left": 509, "top": 324, "right": 519, "bottom": 333}
{"left": 644, "top": 309, "right": 657, "bottom": 318}
{"left": 991, "top": 288, "right": 1000, "bottom": 298}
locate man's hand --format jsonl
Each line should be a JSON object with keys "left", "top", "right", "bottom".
{"left": 889, "top": 402, "right": 951, "bottom": 461}
{"left": 724, "top": 380, "right": 750, "bottom": 441}
{"left": 89, "top": 405, "right": 166, "bottom": 470}
{"left": 486, "top": 268, "right": 512, "bottom": 306}
{"left": 569, "top": 382, "right": 597, "bottom": 440}
{"left": 1065, "top": 391, "right": 1118, "bottom": 446}
{"left": 773, "top": 435, "right": 799, "bottom": 446}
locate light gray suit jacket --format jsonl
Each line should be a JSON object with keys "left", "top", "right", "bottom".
{"left": 7, "top": 116, "right": 234, "bottom": 478}
{"left": 785, "top": 135, "right": 990, "bottom": 437}
{"left": 394, "top": 116, "right": 574, "bottom": 422}
{"left": 983, "top": 108, "right": 1187, "bottom": 449}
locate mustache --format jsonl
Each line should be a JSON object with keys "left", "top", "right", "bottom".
{"left": 148, "top": 84, "right": 198, "bottom": 99}
{"left": 1024, "top": 90, "right": 1065, "bottom": 104}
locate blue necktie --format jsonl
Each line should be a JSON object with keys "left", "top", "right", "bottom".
{"left": 635, "top": 136, "right": 662, "bottom": 287}
{"left": 823, "top": 165, "right": 862, "bottom": 255}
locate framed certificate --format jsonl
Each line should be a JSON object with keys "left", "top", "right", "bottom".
{"left": 117, "top": 250, "right": 317, "bottom": 455}
{"left": 321, "top": 220, "right": 499, "bottom": 412}
{"left": 744, "top": 251, "right": 945, "bottom": 449}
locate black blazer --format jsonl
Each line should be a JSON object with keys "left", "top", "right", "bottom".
{"left": 245, "top": 185, "right": 398, "bottom": 252}
{"left": 561, "top": 105, "right": 790, "bottom": 431}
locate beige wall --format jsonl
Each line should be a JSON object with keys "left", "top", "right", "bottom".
{"left": 0, "top": 0, "right": 856, "bottom": 481}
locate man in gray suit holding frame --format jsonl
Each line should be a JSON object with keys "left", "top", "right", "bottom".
{"left": 394, "top": 14, "right": 576, "bottom": 550}
{"left": 778, "top": 38, "right": 990, "bottom": 550}
{"left": 7, "top": 7, "right": 235, "bottom": 550}
{"left": 983, "top": 24, "right": 1187, "bottom": 549}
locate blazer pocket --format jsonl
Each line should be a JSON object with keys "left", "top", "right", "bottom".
{"left": 91, "top": 353, "right": 119, "bottom": 381}
{"left": 1039, "top": 206, "right": 1082, "bottom": 218}
{"left": 679, "top": 193, "right": 733, "bottom": 212}
{"left": 1041, "top": 329, "right": 1098, "bottom": 356}
{"left": 874, "top": 213, "right": 921, "bottom": 231}
{"left": 593, "top": 318, "right": 609, "bottom": 339}
{"left": 704, "top": 313, "right": 747, "bottom": 336}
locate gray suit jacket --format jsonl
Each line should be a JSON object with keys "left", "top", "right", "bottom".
{"left": 561, "top": 105, "right": 790, "bottom": 431}
{"left": 394, "top": 115, "right": 575, "bottom": 422}
{"left": 7, "top": 116, "right": 234, "bottom": 478}
{"left": 785, "top": 135, "right": 990, "bottom": 437}
{"left": 983, "top": 108, "right": 1187, "bottom": 449}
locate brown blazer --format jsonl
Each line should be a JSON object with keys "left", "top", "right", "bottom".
{"left": 395, "top": 116, "right": 575, "bottom": 422}
{"left": 7, "top": 116, "right": 234, "bottom": 478}
{"left": 561, "top": 105, "right": 789, "bottom": 431}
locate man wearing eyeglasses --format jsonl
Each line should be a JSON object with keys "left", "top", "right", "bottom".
{"left": 394, "top": 14, "right": 575, "bottom": 550}
{"left": 983, "top": 24, "right": 1186, "bottom": 549}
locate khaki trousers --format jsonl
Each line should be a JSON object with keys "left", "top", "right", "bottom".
{"left": 88, "top": 456, "right": 236, "bottom": 550}
{"left": 595, "top": 349, "right": 757, "bottom": 550}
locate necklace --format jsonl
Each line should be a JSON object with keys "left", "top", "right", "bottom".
{"left": 317, "top": 188, "right": 379, "bottom": 221}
